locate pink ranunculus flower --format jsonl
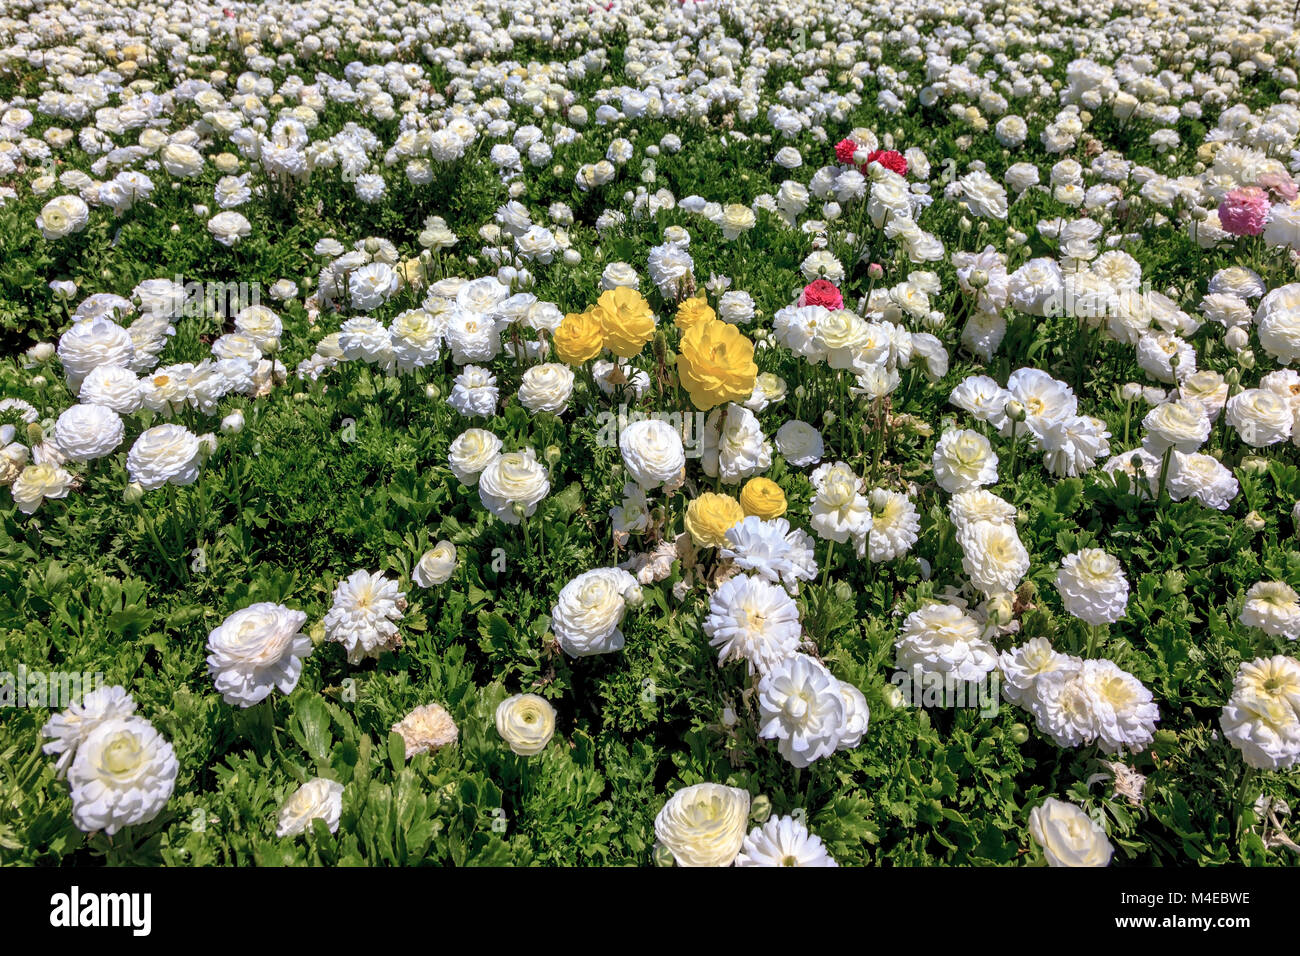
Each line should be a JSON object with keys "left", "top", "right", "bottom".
{"left": 1258, "top": 171, "right": 1299, "bottom": 203}
{"left": 1218, "top": 187, "right": 1271, "bottom": 237}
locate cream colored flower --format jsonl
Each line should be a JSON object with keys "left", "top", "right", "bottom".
{"left": 10, "top": 462, "right": 74, "bottom": 514}
{"left": 413, "top": 541, "right": 457, "bottom": 587}
{"left": 959, "top": 521, "right": 1030, "bottom": 595}
{"left": 477, "top": 448, "right": 550, "bottom": 524}
{"left": 392, "top": 703, "right": 459, "bottom": 759}
{"left": 276, "top": 777, "right": 344, "bottom": 837}
{"left": 654, "top": 782, "right": 751, "bottom": 867}
{"left": 1241, "top": 581, "right": 1300, "bottom": 640}
{"left": 1028, "top": 797, "right": 1113, "bottom": 867}
{"left": 447, "top": 428, "right": 502, "bottom": 485}
{"left": 495, "top": 693, "right": 556, "bottom": 755}
{"left": 932, "top": 428, "right": 998, "bottom": 493}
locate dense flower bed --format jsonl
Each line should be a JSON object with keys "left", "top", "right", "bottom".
{"left": 1, "top": 0, "right": 1300, "bottom": 866}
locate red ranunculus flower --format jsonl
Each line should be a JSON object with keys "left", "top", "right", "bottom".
{"left": 799, "top": 279, "right": 844, "bottom": 310}
{"left": 834, "top": 138, "right": 860, "bottom": 166}
{"left": 865, "top": 149, "right": 908, "bottom": 177}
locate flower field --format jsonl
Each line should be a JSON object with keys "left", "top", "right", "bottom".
{"left": 3, "top": 0, "right": 1300, "bottom": 869}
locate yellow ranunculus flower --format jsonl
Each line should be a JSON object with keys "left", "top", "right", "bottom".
{"left": 684, "top": 492, "right": 745, "bottom": 549}
{"left": 739, "top": 477, "right": 787, "bottom": 518}
{"left": 677, "top": 320, "right": 758, "bottom": 410}
{"left": 397, "top": 257, "right": 426, "bottom": 288}
{"left": 595, "top": 286, "right": 656, "bottom": 358}
{"left": 675, "top": 296, "right": 716, "bottom": 331}
{"left": 553, "top": 307, "right": 605, "bottom": 365}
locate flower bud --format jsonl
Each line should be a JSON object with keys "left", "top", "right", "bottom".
{"left": 123, "top": 481, "right": 145, "bottom": 505}
{"left": 425, "top": 383, "right": 441, "bottom": 400}
{"left": 968, "top": 269, "right": 989, "bottom": 290}
{"left": 511, "top": 501, "right": 528, "bottom": 519}
{"left": 749, "top": 795, "right": 773, "bottom": 824}
{"left": 883, "top": 684, "right": 906, "bottom": 708}
{"left": 1121, "top": 382, "right": 1143, "bottom": 401}
{"left": 652, "top": 843, "right": 676, "bottom": 867}
{"left": 1239, "top": 349, "right": 1256, "bottom": 370}
{"left": 1245, "top": 510, "right": 1266, "bottom": 531}
{"left": 1010, "top": 723, "right": 1030, "bottom": 744}
{"left": 25, "top": 423, "right": 43, "bottom": 444}
{"left": 1224, "top": 326, "right": 1248, "bottom": 353}
{"left": 221, "top": 410, "right": 245, "bottom": 434}
{"left": 622, "top": 584, "right": 644, "bottom": 608}
{"left": 544, "top": 444, "right": 562, "bottom": 466}
{"left": 867, "top": 263, "right": 884, "bottom": 280}
{"left": 1004, "top": 399, "right": 1026, "bottom": 423}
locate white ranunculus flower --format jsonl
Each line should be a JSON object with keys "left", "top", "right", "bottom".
{"left": 736, "top": 816, "right": 838, "bottom": 867}
{"left": 276, "top": 777, "right": 344, "bottom": 837}
{"left": 654, "top": 782, "right": 751, "bottom": 867}
{"left": 37, "top": 194, "right": 90, "bottom": 239}
{"left": 126, "top": 423, "right": 202, "bottom": 490}
{"left": 809, "top": 461, "right": 872, "bottom": 543}
{"left": 932, "top": 428, "right": 999, "bottom": 493}
{"left": 161, "top": 142, "right": 204, "bottom": 177}
{"left": 323, "top": 569, "right": 406, "bottom": 663}
{"left": 1056, "top": 549, "right": 1129, "bottom": 625}
{"left": 1220, "top": 655, "right": 1300, "bottom": 770}
{"left": 412, "top": 540, "right": 457, "bottom": 587}
{"left": 1165, "top": 451, "right": 1239, "bottom": 510}
{"left": 1240, "top": 581, "right": 1300, "bottom": 640}
{"left": 864, "top": 488, "right": 921, "bottom": 563}
{"left": 447, "top": 428, "right": 503, "bottom": 485}
{"left": 896, "top": 602, "right": 998, "bottom": 682}
{"left": 959, "top": 520, "right": 1030, "bottom": 595}
{"left": 1141, "top": 398, "right": 1210, "bottom": 454}
{"left": 1028, "top": 797, "right": 1113, "bottom": 867}
{"left": 619, "top": 418, "right": 686, "bottom": 490}
{"left": 775, "top": 419, "right": 824, "bottom": 467}
{"left": 704, "top": 573, "right": 802, "bottom": 675}
{"left": 11, "top": 462, "right": 75, "bottom": 514}
{"left": 53, "top": 403, "right": 124, "bottom": 462}
{"left": 41, "top": 685, "right": 137, "bottom": 779}
{"left": 757, "top": 654, "right": 846, "bottom": 768}
{"left": 477, "top": 448, "right": 550, "bottom": 524}
{"left": 448, "top": 364, "right": 499, "bottom": 418}
{"left": 79, "top": 365, "right": 143, "bottom": 413}
{"left": 495, "top": 693, "right": 556, "bottom": 755}
{"left": 206, "top": 602, "right": 312, "bottom": 707}
{"left": 701, "top": 404, "right": 772, "bottom": 484}
{"left": 1227, "top": 389, "right": 1293, "bottom": 447}
{"left": 550, "top": 567, "right": 640, "bottom": 657}
{"left": 999, "top": 637, "right": 1079, "bottom": 707}
{"left": 58, "top": 316, "right": 135, "bottom": 390}
{"left": 207, "top": 210, "right": 251, "bottom": 246}
{"left": 517, "top": 363, "right": 574, "bottom": 414}
{"left": 67, "top": 716, "right": 178, "bottom": 835}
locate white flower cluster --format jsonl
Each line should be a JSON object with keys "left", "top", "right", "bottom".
{"left": 41, "top": 686, "right": 177, "bottom": 835}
